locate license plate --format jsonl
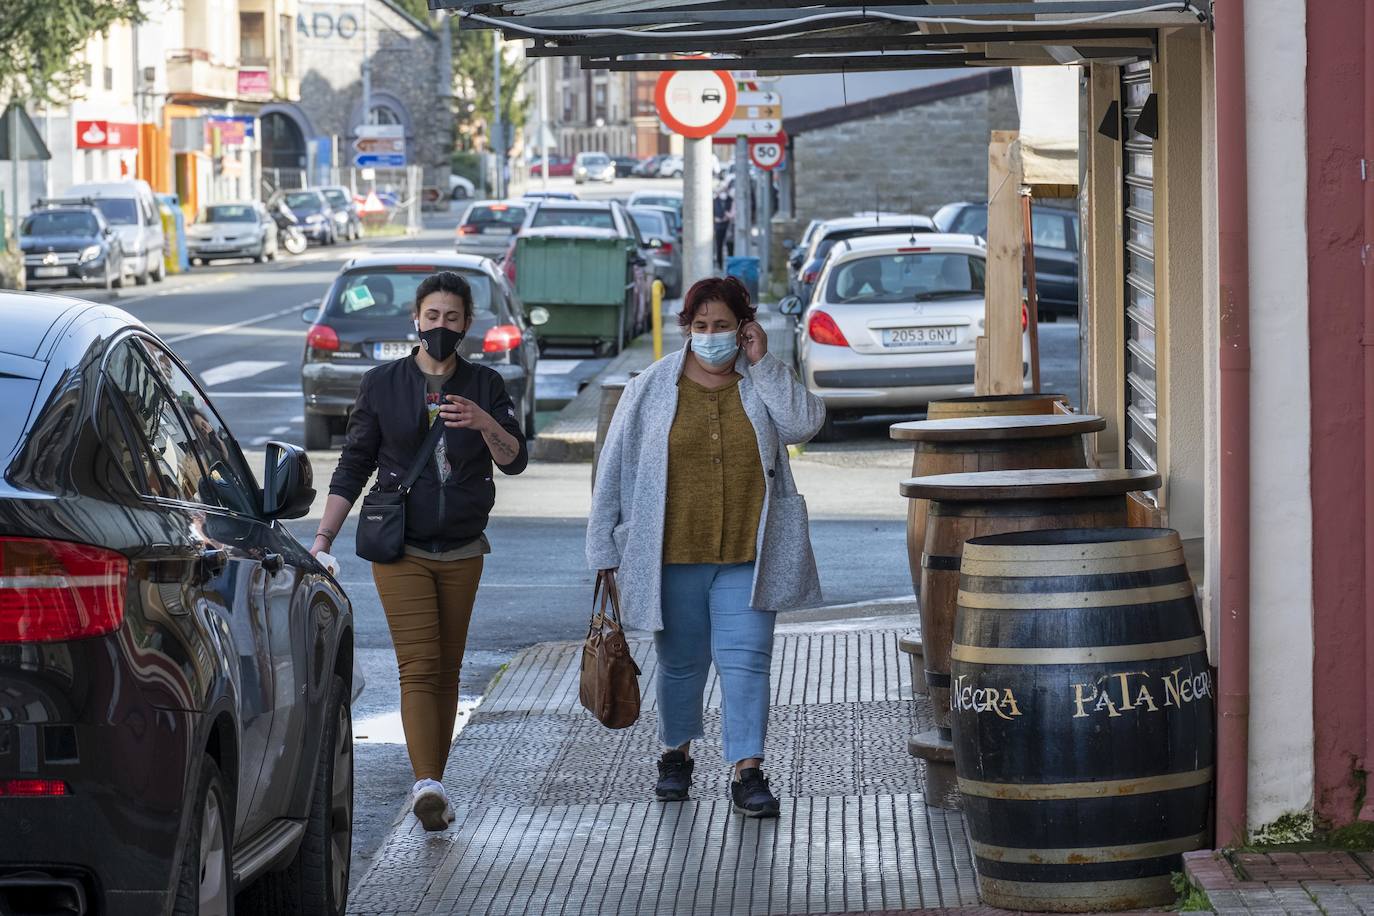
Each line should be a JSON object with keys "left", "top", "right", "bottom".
{"left": 882, "top": 326, "right": 958, "bottom": 347}
{"left": 372, "top": 342, "right": 412, "bottom": 360}
{"left": 34, "top": 266, "right": 67, "bottom": 278}
{"left": 483, "top": 226, "right": 514, "bottom": 235}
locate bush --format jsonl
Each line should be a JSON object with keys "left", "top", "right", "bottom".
{"left": 451, "top": 151, "right": 482, "bottom": 186}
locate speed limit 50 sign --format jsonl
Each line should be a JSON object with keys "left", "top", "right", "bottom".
{"left": 749, "top": 137, "right": 785, "bottom": 171}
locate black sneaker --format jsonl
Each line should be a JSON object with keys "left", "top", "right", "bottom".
{"left": 731, "top": 767, "right": 781, "bottom": 818}
{"left": 655, "top": 751, "right": 694, "bottom": 801}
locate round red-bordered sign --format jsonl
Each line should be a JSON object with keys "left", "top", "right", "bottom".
{"left": 749, "top": 137, "right": 785, "bottom": 170}
{"left": 654, "top": 70, "right": 737, "bottom": 139}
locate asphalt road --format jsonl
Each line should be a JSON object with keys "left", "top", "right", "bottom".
{"left": 59, "top": 193, "right": 1081, "bottom": 886}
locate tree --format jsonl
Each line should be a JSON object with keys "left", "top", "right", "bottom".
{"left": 0, "top": 0, "right": 143, "bottom": 102}
{"left": 388, "top": 0, "right": 432, "bottom": 23}
{"left": 451, "top": 24, "right": 531, "bottom": 152}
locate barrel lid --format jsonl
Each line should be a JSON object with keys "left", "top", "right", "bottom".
{"left": 962, "top": 527, "right": 1183, "bottom": 563}
{"left": 889, "top": 414, "right": 1105, "bottom": 442}
{"left": 900, "top": 468, "right": 1162, "bottom": 500}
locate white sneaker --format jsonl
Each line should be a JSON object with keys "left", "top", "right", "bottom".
{"left": 411, "top": 779, "right": 452, "bottom": 832}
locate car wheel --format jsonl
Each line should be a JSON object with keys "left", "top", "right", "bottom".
{"left": 173, "top": 755, "right": 233, "bottom": 916}
{"left": 151, "top": 256, "right": 165, "bottom": 282}
{"left": 811, "top": 412, "right": 840, "bottom": 443}
{"left": 254, "top": 246, "right": 267, "bottom": 264}
{"left": 135, "top": 262, "right": 150, "bottom": 286}
{"left": 304, "top": 412, "right": 333, "bottom": 450}
{"left": 524, "top": 381, "right": 538, "bottom": 439}
{"left": 237, "top": 674, "right": 351, "bottom": 916}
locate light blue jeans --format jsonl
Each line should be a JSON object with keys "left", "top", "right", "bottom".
{"left": 656, "top": 563, "right": 776, "bottom": 765}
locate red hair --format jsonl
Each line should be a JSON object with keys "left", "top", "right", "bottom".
{"left": 678, "top": 276, "right": 756, "bottom": 328}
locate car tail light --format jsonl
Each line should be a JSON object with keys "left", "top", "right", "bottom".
{"left": 802, "top": 269, "right": 819, "bottom": 284}
{"left": 807, "top": 311, "right": 850, "bottom": 348}
{"left": 0, "top": 538, "right": 128, "bottom": 643}
{"left": 0, "top": 779, "right": 70, "bottom": 797}
{"left": 457, "top": 224, "right": 479, "bottom": 236}
{"left": 306, "top": 324, "right": 340, "bottom": 352}
{"left": 483, "top": 324, "right": 523, "bottom": 353}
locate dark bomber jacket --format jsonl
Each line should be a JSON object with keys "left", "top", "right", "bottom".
{"left": 329, "top": 351, "right": 528, "bottom": 552}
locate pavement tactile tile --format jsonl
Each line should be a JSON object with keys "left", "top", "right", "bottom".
{"left": 349, "top": 626, "right": 986, "bottom": 915}
{"left": 1185, "top": 849, "right": 1374, "bottom": 916}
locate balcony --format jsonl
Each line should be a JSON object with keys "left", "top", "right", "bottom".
{"left": 166, "top": 49, "right": 238, "bottom": 102}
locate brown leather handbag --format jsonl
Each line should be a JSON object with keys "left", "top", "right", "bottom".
{"left": 578, "top": 571, "right": 642, "bottom": 729}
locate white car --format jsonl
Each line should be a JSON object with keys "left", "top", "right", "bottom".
{"left": 574, "top": 151, "right": 616, "bottom": 184}
{"left": 449, "top": 174, "right": 475, "bottom": 199}
{"left": 781, "top": 233, "right": 1030, "bottom": 440}
{"left": 656, "top": 155, "right": 721, "bottom": 178}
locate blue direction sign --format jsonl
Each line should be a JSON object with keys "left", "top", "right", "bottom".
{"left": 354, "top": 153, "right": 405, "bottom": 168}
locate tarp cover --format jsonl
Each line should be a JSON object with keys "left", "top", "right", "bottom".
{"left": 1012, "top": 66, "right": 1079, "bottom": 190}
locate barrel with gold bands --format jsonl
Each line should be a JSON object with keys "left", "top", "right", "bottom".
{"left": 949, "top": 527, "right": 1213, "bottom": 913}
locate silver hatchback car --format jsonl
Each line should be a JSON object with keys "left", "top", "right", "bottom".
{"left": 455, "top": 199, "right": 531, "bottom": 259}
{"left": 782, "top": 233, "right": 1029, "bottom": 439}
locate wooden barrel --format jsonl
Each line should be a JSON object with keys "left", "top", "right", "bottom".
{"left": 926, "top": 393, "right": 1068, "bottom": 421}
{"left": 898, "top": 635, "right": 926, "bottom": 696}
{"left": 900, "top": 469, "right": 1161, "bottom": 742}
{"left": 950, "top": 528, "right": 1212, "bottom": 912}
{"left": 891, "top": 415, "right": 1104, "bottom": 595}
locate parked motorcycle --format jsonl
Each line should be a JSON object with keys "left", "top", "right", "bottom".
{"left": 272, "top": 201, "right": 308, "bottom": 255}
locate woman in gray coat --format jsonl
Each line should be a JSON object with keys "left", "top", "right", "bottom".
{"left": 586, "top": 276, "right": 825, "bottom": 817}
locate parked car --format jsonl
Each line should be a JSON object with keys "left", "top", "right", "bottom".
{"left": 319, "top": 186, "right": 363, "bottom": 241}
{"left": 627, "top": 189, "right": 683, "bottom": 216}
{"left": 0, "top": 294, "right": 355, "bottom": 914}
{"left": 300, "top": 252, "right": 544, "bottom": 448}
{"left": 455, "top": 199, "right": 530, "bottom": 259}
{"left": 932, "top": 201, "right": 1081, "bottom": 318}
{"left": 527, "top": 155, "right": 573, "bottom": 177}
{"left": 633, "top": 203, "right": 682, "bottom": 242}
{"left": 793, "top": 214, "right": 938, "bottom": 303}
{"left": 65, "top": 179, "right": 166, "bottom": 285}
{"left": 574, "top": 151, "right": 616, "bottom": 184}
{"left": 612, "top": 156, "right": 639, "bottom": 177}
{"left": 629, "top": 206, "right": 681, "bottom": 297}
{"left": 187, "top": 201, "right": 278, "bottom": 264}
{"left": 632, "top": 155, "right": 668, "bottom": 177}
{"left": 785, "top": 218, "right": 824, "bottom": 275}
{"left": 657, "top": 155, "right": 685, "bottom": 178}
{"left": 522, "top": 190, "right": 580, "bottom": 201}
{"left": 506, "top": 199, "right": 653, "bottom": 355}
{"left": 781, "top": 233, "right": 1029, "bottom": 440}
{"left": 277, "top": 189, "right": 338, "bottom": 246}
{"left": 20, "top": 201, "right": 125, "bottom": 290}
{"left": 449, "top": 174, "right": 475, "bottom": 200}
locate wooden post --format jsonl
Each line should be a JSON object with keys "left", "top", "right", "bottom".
{"left": 1021, "top": 190, "right": 1042, "bottom": 393}
{"left": 982, "top": 131, "right": 1025, "bottom": 395}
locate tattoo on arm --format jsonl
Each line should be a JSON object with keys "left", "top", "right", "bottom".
{"left": 483, "top": 427, "right": 520, "bottom": 463}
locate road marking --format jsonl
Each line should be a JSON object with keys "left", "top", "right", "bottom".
{"left": 270, "top": 425, "right": 290, "bottom": 434}
{"left": 162, "top": 301, "right": 314, "bottom": 345}
{"left": 536, "top": 360, "right": 582, "bottom": 376}
{"left": 200, "top": 360, "right": 288, "bottom": 386}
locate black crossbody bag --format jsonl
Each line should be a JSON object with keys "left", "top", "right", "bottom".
{"left": 355, "top": 419, "right": 445, "bottom": 563}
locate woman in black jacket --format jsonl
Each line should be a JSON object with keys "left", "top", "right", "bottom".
{"left": 310, "top": 270, "right": 527, "bottom": 831}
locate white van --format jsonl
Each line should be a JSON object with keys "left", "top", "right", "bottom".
{"left": 64, "top": 180, "right": 167, "bottom": 284}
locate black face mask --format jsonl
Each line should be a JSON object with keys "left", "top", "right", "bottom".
{"left": 418, "top": 325, "right": 464, "bottom": 362}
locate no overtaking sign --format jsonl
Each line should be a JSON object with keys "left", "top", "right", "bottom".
{"left": 654, "top": 71, "right": 737, "bottom": 139}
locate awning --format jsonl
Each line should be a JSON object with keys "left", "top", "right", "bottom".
{"left": 431, "top": 0, "right": 1210, "bottom": 71}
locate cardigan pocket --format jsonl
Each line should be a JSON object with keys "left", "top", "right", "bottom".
{"left": 756, "top": 493, "right": 818, "bottom": 610}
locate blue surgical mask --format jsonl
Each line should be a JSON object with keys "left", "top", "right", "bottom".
{"left": 691, "top": 329, "right": 740, "bottom": 368}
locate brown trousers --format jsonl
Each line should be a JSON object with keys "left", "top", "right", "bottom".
{"left": 371, "top": 554, "right": 483, "bottom": 782}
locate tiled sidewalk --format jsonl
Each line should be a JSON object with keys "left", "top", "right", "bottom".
{"left": 1185, "top": 849, "right": 1374, "bottom": 915}
{"left": 346, "top": 617, "right": 994, "bottom": 915}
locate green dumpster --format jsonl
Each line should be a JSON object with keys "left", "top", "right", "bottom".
{"left": 515, "top": 231, "right": 635, "bottom": 355}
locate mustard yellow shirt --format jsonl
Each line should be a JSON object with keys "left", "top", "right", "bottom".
{"left": 662, "top": 376, "right": 765, "bottom": 565}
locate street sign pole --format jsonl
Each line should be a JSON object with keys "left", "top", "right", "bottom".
{"left": 682, "top": 136, "right": 712, "bottom": 292}
{"left": 492, "top": 32, "right": 504, "bottom": 199}
{"left": 733, "top": 136, "right": 748, "bottom": 259}
{"left": 10, "top": 104, "right": 19, "bottom": 244}
{"left": 759, "top": 168, "right": 772, "bottom": 287}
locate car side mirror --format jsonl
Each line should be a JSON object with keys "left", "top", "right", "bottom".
{"left": 528, "top": 306, "right": 550, "bottom": 327}
{"left": 263, "top": 441, "right": 315, "bottom": 519}
{"left": 778, "top": 295, "right": 803, "bottom": 316}
{"left": 782, "top": 238, "right": 795, "bottom": 250}
{"left": 648, "top": 237, "right": 664, "bottom": 249}
{"left": 301, "top": 306, "right": 321, "bottom": 323}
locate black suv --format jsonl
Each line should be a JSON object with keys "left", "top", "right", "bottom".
{"left": 0, "top": 295, "right": 355, "bottom": 915}
{"left": 20, "top": 201, "right": 126, "bottom": 291}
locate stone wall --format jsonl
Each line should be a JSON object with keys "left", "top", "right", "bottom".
{"left": 296, "top": 0, "right": 453, "bottom": 184}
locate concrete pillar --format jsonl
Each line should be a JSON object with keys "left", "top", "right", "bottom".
{"left": 681, "top": 136, "right": 712, "bottom": 292}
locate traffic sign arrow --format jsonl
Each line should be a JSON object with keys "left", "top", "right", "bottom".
{"left": 354, "top": 136, "right": 404, "bottom": 155}
{"left": 354, "top": 152, "right": 406, "bottom": 168}
{"left": 736, "top": 91, "right": 780, "bottom": 107}
{"left": 715, "top": 119, "right": 782, "bottom": 137}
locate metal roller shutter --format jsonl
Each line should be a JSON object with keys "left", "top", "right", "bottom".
{"left": 1122, "top": 61, "right": 1157, "bottom": 474}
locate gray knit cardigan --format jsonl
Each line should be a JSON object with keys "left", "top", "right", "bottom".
{"left": 585, "top": 341, "right": 826, "bottom": 631}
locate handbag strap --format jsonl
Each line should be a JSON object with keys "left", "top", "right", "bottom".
{"left": 594, "top": 570, "right": 624, "bottom": 626}
{"left": 399, "top": 419, "right": 446, "bottom": 494}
